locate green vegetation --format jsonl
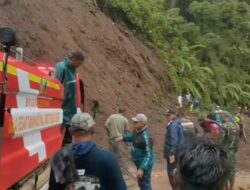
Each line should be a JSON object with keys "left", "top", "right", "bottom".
{"left": 93, "top": 0, "right": 250, "bottom": 111}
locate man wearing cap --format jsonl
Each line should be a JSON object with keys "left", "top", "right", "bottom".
{"left": 55, "top": 51, "right": 85, "bottom": 146}
{"left": 49, "top": 113, "right": 127, "bottom": 190}
{"left": 164, "top": 108, "right": 184, "bottom": 190}
{"left": 122, "top": 113, "right": 155, "bottom": 190}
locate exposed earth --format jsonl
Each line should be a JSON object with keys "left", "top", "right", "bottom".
{"left": 0, "top": 0, "right": 249, "bottom": 189}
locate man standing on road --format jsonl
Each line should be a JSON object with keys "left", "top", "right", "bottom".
{"left": 49, "top": 113, "right": 127, "bottom": 190}
{"left": 219, "top": 112, "right": 239, "bottom": 190}
{"left": 55, "top": 51, "right": 84, "bottom": 146}
{"left": 122, "top": 113, "right": 155, "bottom": 190}
{"left": 177, "top": 95, "right": 183, "bottom": 108}
{"left": 163, "top": 108, "right": 184, "bottom": 190}
{"left": 104, "top": 108, "right": 129, "bottom": 167}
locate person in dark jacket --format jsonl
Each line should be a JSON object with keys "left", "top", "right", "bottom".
{"left": 121, "top": 113, "right": 155, "bottom": 190}
{"left": 163, "top": 108, "right": 184, "bottom": 190}
{"left": 49, "top": 113, "right": 127, "bottom": 190}
{"left": 55, "top": 51, "right": 84, "bottom": 146}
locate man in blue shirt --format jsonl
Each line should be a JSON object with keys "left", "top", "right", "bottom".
{"left": 55, "top": 51, "right": 84, "bottom": 146}
{"left": 163, "top": 108, "right": 184, "bottom": 190}
{"left": 49, "top": 113, "right": 127, "bottom": 190}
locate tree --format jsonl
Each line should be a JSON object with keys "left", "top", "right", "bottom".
{"left": 104, "top": 0, "right": 250, "bottom": 109}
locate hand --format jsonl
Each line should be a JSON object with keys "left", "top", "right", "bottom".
{"left": 169, "top": 155, "right": 176, "bottom": 164}
{"left": 173, "top": 168, "right": 177, "bottom": 175}
{"left": 136, "top": 169, "right": 144, "bottom": 179}
{"left": 115, "top": 136, "right": 123, "bottom": 142}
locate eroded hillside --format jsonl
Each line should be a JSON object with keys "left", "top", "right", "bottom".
{"left": 0, "top": 0, "right": 173, "bottom": 153}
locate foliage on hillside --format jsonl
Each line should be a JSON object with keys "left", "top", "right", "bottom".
{"left": 93, "top": 0, "right": 250, "bottom": 111}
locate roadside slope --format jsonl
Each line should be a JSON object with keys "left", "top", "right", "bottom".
{"left": 0, "top": 0, "right": 172, "bottom": 152}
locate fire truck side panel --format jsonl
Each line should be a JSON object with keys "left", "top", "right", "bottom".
{"left": 0, "top": 53, "right": 64, "bottom": 190}
{"left": 41, "top": 127, "right": 62, "bottom": 157}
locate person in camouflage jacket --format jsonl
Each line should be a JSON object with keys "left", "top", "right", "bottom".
{"left": 219, "top": 112, "right": 239, "bottom": 190}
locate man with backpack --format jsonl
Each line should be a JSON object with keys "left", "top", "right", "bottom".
{"left": 55, "top": 51, "right": 85, "bottom": 146}
{"left": 49, "top": 113, "right": 127, "bottom": 190}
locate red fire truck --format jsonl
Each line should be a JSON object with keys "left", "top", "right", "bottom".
{"left": 0, "top": 27, "right": 84, "bottom": 189}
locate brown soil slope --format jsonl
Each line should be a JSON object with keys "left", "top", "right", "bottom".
{"left": 0, "top": 0, "right": 172, "bottom": 150}
{"left": 2, "top": 2, "right": 250, "bottom": 189}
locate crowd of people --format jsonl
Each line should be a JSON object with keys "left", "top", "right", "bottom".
{"left": 177, "top": 93, "right": 200, "bottom": 114}
{"left": 48, "top": 51, "right": 247, "bottom": 190}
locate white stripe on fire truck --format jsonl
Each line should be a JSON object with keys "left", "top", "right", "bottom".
{"left": 16, "top": 69, "right": 47, "bottom": 162}
{"left": 17, "top": 69, "right": 39, "bottom": 108}
{"left": 11, "top": 108, "right": 63, "bottom": 161}
{"left": 23, "top": 131, "right": 46, "bottom": 162}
